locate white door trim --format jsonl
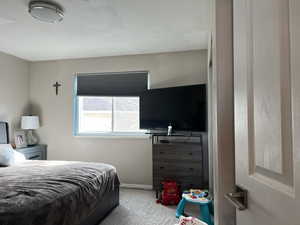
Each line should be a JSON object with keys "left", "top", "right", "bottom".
{"left": 211, "top": 0, "right": 236, "bottom": 224}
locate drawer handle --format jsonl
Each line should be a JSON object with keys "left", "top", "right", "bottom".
{"left": 159, "top": 151, "right": 165, "bottom": 154}
{"left": 189, "top": 152, "right": 193, "bottom": 155}
{"left": 160, "top": 166, "right": 165, "bottom": 169}
{"left": 189, "top": 168, "right": 194, "bottom": 171}
{"left": 29, "top": 155, "right": 40, "bottom": 159}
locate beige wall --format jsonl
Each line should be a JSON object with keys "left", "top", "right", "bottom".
{"left": 29, "top": 50, "right": 207, "bottom": 185}
{"left": 0, "top": 52, "right": 30, "bottom": 141}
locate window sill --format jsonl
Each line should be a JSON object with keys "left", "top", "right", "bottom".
{"left": 73, "top": 133, "right": 150, "bottom": 139}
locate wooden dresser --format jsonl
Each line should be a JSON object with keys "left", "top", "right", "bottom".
{"left": 152, "top": 134, "right": 208, "bottom": 198}
{"left": 16, "top": 144, "right": 47, "bottom": 160}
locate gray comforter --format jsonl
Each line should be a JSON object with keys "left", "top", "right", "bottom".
{"left": 0, "top": 160, "right": 119, "bottom": 225}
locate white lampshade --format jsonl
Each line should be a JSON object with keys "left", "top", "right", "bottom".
{"left": 21, "top": 116, "right": 40, "bottom": 130}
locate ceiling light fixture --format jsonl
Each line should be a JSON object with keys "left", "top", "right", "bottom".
{"left": 28, "top": 1, "right": 64, "bottom": 23}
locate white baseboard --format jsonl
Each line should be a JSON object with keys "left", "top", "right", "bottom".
{"left": 120, "top": 183, "right": 153, "bottom": 190}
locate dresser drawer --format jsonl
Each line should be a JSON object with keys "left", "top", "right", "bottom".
{"left": 154, "top": 162, "right": 202, "bottom": 176}
{"left": 154, "top": 174, "right": 202, "bottom": 181}
{"left": 154, "top": 143, "right": 201, "bottom": 157}
{"left": 180, "top": 181, "right": 203, "bottom": 190}
{"left": 16, "top": 145, "right": 47, "bottom": 160}
{"left": 153, "top": 149, "right": 202, "bottom": 162}
{"left": 23, "top": 151, "right": 43, "bottom": 160}
{"left": 153, "top": 143, "right": 201, "bottom": 152}
{"left": 154, "top": 176, "right": 203, "bottom": 189}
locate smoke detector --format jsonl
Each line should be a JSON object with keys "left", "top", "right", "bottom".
{"left": 29, "top": 1, "right": 64, "bottom": 23}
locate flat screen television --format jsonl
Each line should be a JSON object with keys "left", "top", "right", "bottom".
{"left": 140, "top": 84, "right": 206, "bottom": 132}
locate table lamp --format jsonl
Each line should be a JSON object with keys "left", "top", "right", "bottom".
{"left": 21, "top": 116, "right": 40, "bottom": 146}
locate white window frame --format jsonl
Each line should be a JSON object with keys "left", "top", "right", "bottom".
{"left": 73, "top": 76, "right": 149, "bottom": 138}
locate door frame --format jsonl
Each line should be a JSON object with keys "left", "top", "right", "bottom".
{"left": 210, "top": 0, "right": 236, "bottom": 224}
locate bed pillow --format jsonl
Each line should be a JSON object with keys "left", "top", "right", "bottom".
{"left": 13, "top": 149, "right": 26, "bottom": 163}
{"left": 0, "top": 144, "right": 15, "bottom": 166}
{"left": 0, "top": 144, "right": 26, "bottom": 166}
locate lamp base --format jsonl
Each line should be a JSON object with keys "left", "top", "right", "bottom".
{"left": 26, "top": 130, "right": 38, "bottom": 146}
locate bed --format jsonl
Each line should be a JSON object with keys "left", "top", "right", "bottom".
{"left": 0, "top": 122, "right": 119, "bottom": 225}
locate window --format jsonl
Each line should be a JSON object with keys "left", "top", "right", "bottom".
{"left": 77, "top": 96, "right": 141, "bottom": 134}
{"left": 74, "top": 72, "right": 148, "bottom": 136}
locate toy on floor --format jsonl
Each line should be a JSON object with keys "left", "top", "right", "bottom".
{"left": 183, "top": 189, "right": 209, "bottom": 200}
{"left": 157, "top": 180, "right": 180, "bottom": 205}
{"left": 175, "top": 216, "right": 208, "bottom": 225}
{"left": 176, "top": 189, "right": 213, "bottom": 225}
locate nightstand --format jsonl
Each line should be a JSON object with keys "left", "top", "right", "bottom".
{"left": 16, "top": 144, "right": 47, "bottom": 160}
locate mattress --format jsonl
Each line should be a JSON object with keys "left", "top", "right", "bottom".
{"left": 0, "top": 160, "right": 119, "bottom": 225}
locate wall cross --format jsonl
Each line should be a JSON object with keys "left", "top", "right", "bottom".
{"left": 53, "top": 81, "right": 62, "bottom": 96}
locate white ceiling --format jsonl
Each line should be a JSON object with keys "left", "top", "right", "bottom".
{"left": 0, "top": 0, "right": 211, "bottom": 61}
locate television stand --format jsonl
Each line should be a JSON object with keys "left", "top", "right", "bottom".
{"left": 152, "top": 133, "right": 208, "bottom": 199}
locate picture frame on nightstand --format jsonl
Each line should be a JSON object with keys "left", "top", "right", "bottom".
{"left": 14, "top": 130, "right": 27, "bottom": 148}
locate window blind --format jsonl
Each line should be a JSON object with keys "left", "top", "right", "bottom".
{"left": 76, "top": 72, "right": 148, "bottom": 96}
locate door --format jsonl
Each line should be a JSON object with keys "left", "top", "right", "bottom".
{"left": 233, "top": 0, "right": 300, "bottom": 225}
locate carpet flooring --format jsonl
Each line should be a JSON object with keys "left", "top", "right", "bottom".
{"left": 100, "top": 188, "right": 198, "bottom": 225}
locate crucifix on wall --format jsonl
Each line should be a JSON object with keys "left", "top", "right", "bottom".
{"left": 53, "top": 81, "right": 62, "bottom": 96}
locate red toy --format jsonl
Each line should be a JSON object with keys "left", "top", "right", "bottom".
{"left": 160, "top": 180, "right": 181, "bottom": 205}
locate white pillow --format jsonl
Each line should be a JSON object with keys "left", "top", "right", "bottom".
{"left": 13, "top": 149, "right": 26, "bottom": 163}
{"left": 0, "top": 144, "right": 26, "bottom": 166}
{"left": 0, "top": 144, "right": 15, "bottom": 166}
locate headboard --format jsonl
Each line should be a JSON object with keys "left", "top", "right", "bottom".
{"left": 0, "top": 122, "right": 9, "bottom": 144}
